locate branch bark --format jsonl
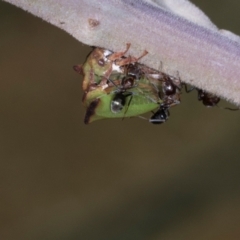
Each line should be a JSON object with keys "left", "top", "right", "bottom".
{"left": 3, "top": 0, "right": 240, "bottom": 105}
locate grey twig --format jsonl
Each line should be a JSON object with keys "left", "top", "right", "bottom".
{"left": 3, "top": 0, "right": 240, "bottom": 105}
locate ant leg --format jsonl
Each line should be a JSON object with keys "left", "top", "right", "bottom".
{"left": 224, "top": 107, "right": 239, "bottom": 111}
{"left": 138, "top": 115, "right": 148, "bottom": 121}
{"left": 174, "top": 71, "right": 182, "bottom": 90}
{"left": 98, "top": 74, "right": 118, "bottom": 88}
{"left": 119, "top": 93, "right": 133, "bottom": 120}
{"left": 158, "top": 61, "right": 163, "bottom": 72}
{"left": 124, "top": 93, "right": 134, "bottom": 115}
{"left": 213, "top": 104, "right": 239, "bottom": 111}
{"left": 184, "top": 83, "right": 195, "bottom": 93}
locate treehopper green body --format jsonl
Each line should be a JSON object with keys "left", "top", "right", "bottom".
{"left": 76, "top": 45, "right": 181, "bottom": 124}
{"left": 83, "top": 74, "right": 162, "bottom": 124}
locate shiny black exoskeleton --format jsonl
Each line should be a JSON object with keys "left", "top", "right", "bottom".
{"left": 184, "top": 84, "right": 220, "bottom": 107}
{"left": 149, "top": 105, "right": 170, "bottom": 124}
{"left": 160, "top": 75, "right": 181, "bottom": 108}
{"left": 149, "top": 75, "right": 181, "bottom": 125}
{"left": 111, "top": 91, "right": 133, "bottom": 113}
{"left": 110, "top": 64, "right": 140, "bottom": 113}
{"left": 197, "top": 89, "right": 220, "bottom": 107}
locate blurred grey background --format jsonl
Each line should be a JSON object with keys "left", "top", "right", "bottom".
{"left": 1, "top": 1, "right": 240, "bottom": 239}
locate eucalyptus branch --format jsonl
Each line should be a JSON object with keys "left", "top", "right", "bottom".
{"left": 3, "top": 0, "right": 240, "bottom": 105}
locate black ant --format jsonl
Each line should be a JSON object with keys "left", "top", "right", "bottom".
{"left": 184, "top": 84, "right": 240, "bottom": 111}
{"left": 110, "top": 78, "right": 135, "bottom": 113}
{"left": 197, "top": 89, "right": 220, "bottom": 107}
{"left": 185, "top": 84, "right": 220, "bottom": 107}
{"left": 109, "top": 64, "right": 141, "bottom": 113}
{"left": 184, "top": 85, "right": 221, "bottom": 107}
